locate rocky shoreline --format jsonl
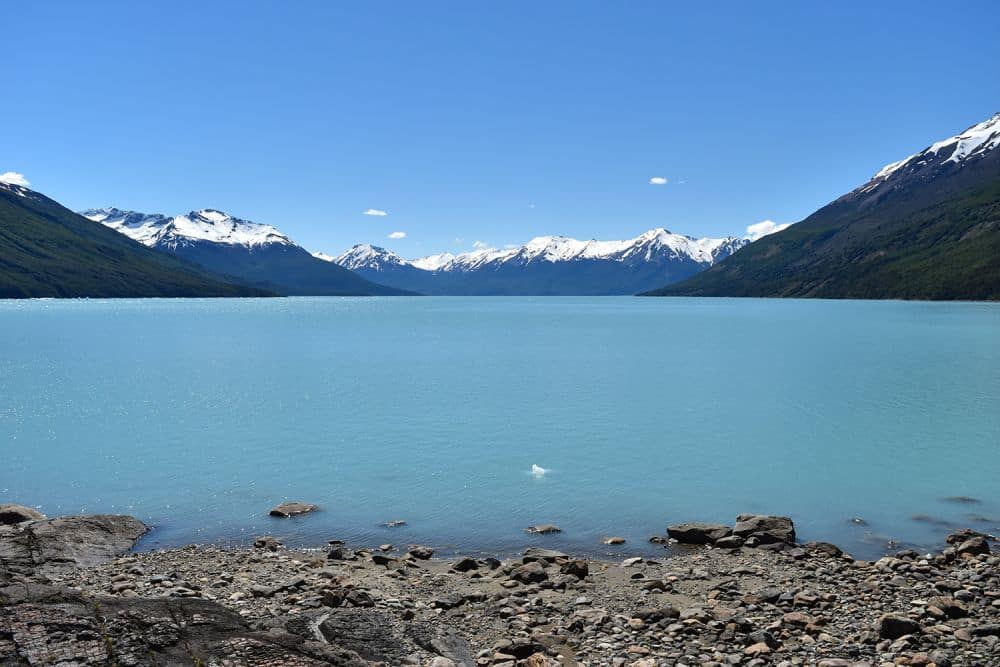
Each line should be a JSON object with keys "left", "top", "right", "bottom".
{"left": 1, "top": 505, "right": 997, "bottom": 666}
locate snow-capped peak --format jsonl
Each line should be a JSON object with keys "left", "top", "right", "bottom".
{"left": 81, "top": 207, "right": 295, "bottom": 249}
{"left": 171, "top": 209, "right": 293, "bottom": 247}
{"left": 862, "top": 112, "right": 1000, "bottom": 192}
{"left": 331, "top": 243, "right": 410, "bottom": 272}
{"left": 410, "top": 252, "right": 457, "bottom": 271}
{"left": 333, "top": 229, "right": 750, "bottom": 274}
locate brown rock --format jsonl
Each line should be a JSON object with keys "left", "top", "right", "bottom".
{"left": 956, "top": 536, "right": 990, "bottom": 556}
{"left": 268, "top": 502, "right": 318, "bottom": 517}
{"left": 525, "top": 524, "right": 562, "bottom": 534}
{"left": 926, "top": 595, "right": 968, "bottom": 619}
{"left": 511, "top": 561, "right": 548, "bottom": 584}
{"left": 744, "top": 641, "right": 772, "bottom": 656}
{"left": 560, "top": 559, "right": 589, "bottom": 579}
{"left": 877, "top": 613, "right": 921, "bottom": 639}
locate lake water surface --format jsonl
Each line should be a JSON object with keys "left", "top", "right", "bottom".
{"left": 2, "top": 297, "right": 998, "bottom": 559}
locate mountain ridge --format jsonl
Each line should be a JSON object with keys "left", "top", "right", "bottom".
{"left": 0, "top": 183, "right": 273, "bottom": 298}
{"left": 82, "top": 207, "right": 412, "bottom": 296}
{"left": 324, "top": 229, "right": 751, "bottom": 295}
{"left": 643, "top": 112, "right": 1000, "bottom": 301}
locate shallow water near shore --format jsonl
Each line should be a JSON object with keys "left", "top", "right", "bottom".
{"left": 2, "top": 296, "right": 998, "bottom": 559}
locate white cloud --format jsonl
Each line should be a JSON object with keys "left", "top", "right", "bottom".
{"left": 746, "top": 219, "right": 792, "bottom": 241}
{"left": 363, "top": 208, "right": 388, "bottom": 216}
{"left": 648, "top": 176, "right": 668, "bottom": 185}
{"left": 387, "top": 231, "right": 406, "bottom": 239}
{"left": 472, "top": 240, "right": 488, "bottom": 249}
{"left": 0, "top": 171, "right": 30, "bottom": 187}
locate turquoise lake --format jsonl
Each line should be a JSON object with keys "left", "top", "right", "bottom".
{"left": 2, "top": 297, "right": 998, "bottom": 559}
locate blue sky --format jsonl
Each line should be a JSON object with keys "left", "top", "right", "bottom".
{"left": 4, "top": 1, "right": 999, "bottom": 257}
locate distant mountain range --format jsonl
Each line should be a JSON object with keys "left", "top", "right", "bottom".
{"left": 0, "top": 182, "right": 271, "bottom": 298}
{"left": 645, "top": 112, "right": 1000, "bottom": 300}
{"left": 5, "top": 112, "right": 997, "bottom": 301}
{"left": 325, "top": 229, "right": 750, "bottom": 295}
{"left": 80, "top": 208, "right": 410, "bottom": 296}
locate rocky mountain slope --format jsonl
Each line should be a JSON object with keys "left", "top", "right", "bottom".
{"left": 0, "top": 183, "right": 271, "bottom": 298}
{"left": 82, "top": 207, "right": 412, "bottom": 296}
{"left": 326, "top": 229, "right": 749, "bottom": 295}
{"left": 645, "top": 113, "right": 1000, "bottom": 300}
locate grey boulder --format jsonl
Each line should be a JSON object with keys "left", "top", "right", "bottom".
{"left": 666, "top": 522, "right": 733, "bottom": 544}
{"left": 0, "top": 514, "right": 147, "bottom": 575}
{"left": 733, "top": 514, "right": 796, "bottom": 544}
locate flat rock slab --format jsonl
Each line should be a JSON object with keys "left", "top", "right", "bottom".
{"left": 0, "top": 584, "right": 373, "bottom": 666}
{"left": 0, "top": 514, "right": 147, "bottom": 575}
{"left": 269, "top": 502, "right": 319, "bottom": 517}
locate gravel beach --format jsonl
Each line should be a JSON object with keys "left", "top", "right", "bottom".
{"left": 1, "top": 508, "right": 997, "bottom": 666}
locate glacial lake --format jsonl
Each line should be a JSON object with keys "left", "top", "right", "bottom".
{"left": 2, "top": 297, "right": 998, "bottom": 560}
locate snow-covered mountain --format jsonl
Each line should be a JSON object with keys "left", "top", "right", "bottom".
{"left": 646, "top": 111, "right": 1000, "bottom": 300}
{"left": 80, "top": 207, "right": 409, "bottom": 296}
{"left": 856, "top": 112, "right": 1000, "bottom": 197}
{"left": 81, "top": 208, "right": 294, "bottom": 250}
{"left": 323, "top": 229, "right": 750, "bottom": 295}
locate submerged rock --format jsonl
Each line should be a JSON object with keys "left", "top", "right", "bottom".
{"left": 268, "top": 501, "right": 318, "bottom": 517}
{"left": 912, "top": 513, "right": 954, "bottom": 527}
{"left": 602, "top": 536, "right": 626, "bottom": 545}
{"left": 943, "top": 495, "right": 982, "bottom": 504}
{"left": 525, "top": 523, "right": 562, "bottom": 534}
